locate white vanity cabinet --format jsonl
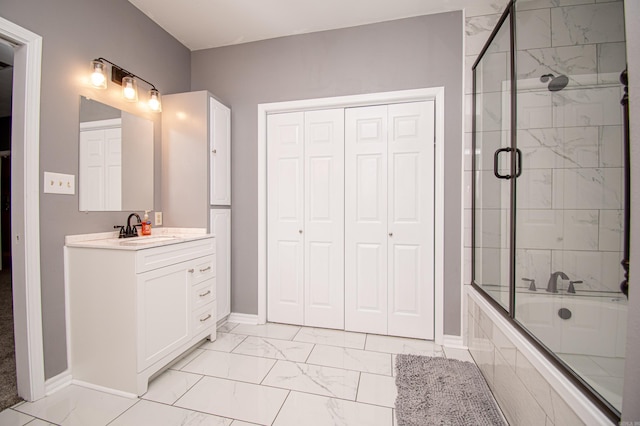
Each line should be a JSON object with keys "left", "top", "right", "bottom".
{"left": 66, "top": 235, "right": 216, "bottom": 396}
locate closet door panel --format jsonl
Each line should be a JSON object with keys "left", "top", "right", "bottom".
{"left": 267, "top": 112, "right": 305, "bottom": 325}
{"left": 304, "top": 109, "right": 345, "bottom": 329}
{"left": 345, "top": 105, "right": 388, "bottom": 334}
{"left": 387, "top": 101, "right": 435, "bottom": 339}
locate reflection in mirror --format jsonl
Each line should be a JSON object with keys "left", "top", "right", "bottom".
{"left": 79, "top": 96, "right": 154, "bottom": 211}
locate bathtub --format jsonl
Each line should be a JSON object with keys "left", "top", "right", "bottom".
{"left": 515, "top": 290, "right": 627, "bottom": 358}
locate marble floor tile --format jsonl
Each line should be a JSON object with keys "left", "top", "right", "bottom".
{"left": 229, "top": 421, "right": 260, "bottom": 426}
{"left": 0, "top": 409, "right": 35, "bottom": 426}
{"left": 232, "top": 336, "right": 314, "bottom": 362}
{"left": 293, "top": 327, "right": 366, "bottom": 349}
{"left": 109, "top": 400, "right": 232, "bottom": 426}
{"left": 217, "top": 322, "right": 240, "bottom": 333}
{"left": 262, "top": 360, "right": 360, "bottom": 400}
{"left": 200, "top": 332, "right": 247, "bottom": 352}
{"left": 365, "top": 334, "right": 443, "bottom": 356}
{"left": 273, "top": 391, "right": 393, "bottom": 426}
{"left": 356, "top": 373, "right": 397, "bottom": 408}
{"left": 14, "top": 385, "right": 136, "bottom": 426}
{"left": 24, "top": 419, "right": 57, "bottom": 426}
{"left": 230, "top": 323, "right": 301, "bottom": 340}
{"left": 174, "top": 376, "right": 288, "bottom": 425}
{"left": 170, "top": 348, "right": 205, "bottom": 371}
{"left": 142, "top": 369, "right": 203, "bottom": 404}
{"left": 181, "top": 350, "right": 276, "bottom": 384}
{"left": 306, "top": 344, "right": 392, "bottom": 376}
{"left": 443, "top": 347, "right": 475, "bottom": 363}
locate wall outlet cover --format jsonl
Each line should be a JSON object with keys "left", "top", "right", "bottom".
{"left": 155, "top": 211, "right": 163, "bottom": 226}
{"left": 44, "top": 172, "right": 75, "bottom": 195}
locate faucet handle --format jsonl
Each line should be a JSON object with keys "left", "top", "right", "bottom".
{"left": 114, "top": 225, "right": 125, "bottom": 238}
{"left": 567, "top": 280, "right": 583, "bottom": 294}
{"left": 522, "top": 278, "right": 536, "bottom": 291}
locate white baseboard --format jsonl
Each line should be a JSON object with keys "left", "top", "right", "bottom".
{"left": 443, "top": 334, "right": 466, "bottom": 349}
{"left": 228, "top": 312, "right": 259, "bottom": 324}
{"left": 44, "top": 370, "right": 72, "bottom": 396}
{"left": 71, "top": 379, "right": 137, "bottom": 399}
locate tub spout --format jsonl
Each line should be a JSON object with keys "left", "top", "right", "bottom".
{"left": 547, "top": 271, "right": 569, "bottom": 293}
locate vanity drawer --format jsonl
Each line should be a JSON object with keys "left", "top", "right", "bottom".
{"left": 191, "top": 256, "right": 216, "bottom": 284}
{"left": 136, "top": 237, "right": 215, "bottom": 273}
{"left": 192, "top": 303, "right": 216, "bottom": 340}
{"left": 192, "top": 279, "right": 215, "bottom": 311}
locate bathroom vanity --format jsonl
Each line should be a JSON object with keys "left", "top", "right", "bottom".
{"left": 65, "top": 229, "right": 216, "bottom": 396}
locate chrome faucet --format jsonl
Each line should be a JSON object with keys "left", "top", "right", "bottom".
{"left": 547, "top": 271, "right": 569, "bottom": 293}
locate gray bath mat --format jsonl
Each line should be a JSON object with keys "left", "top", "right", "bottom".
{"left": 395, "top": 354, "right": 507, "bottom": 426}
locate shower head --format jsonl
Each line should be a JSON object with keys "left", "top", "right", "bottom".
{"left": 540, "top": 74, "right": 569, "bottom": 92}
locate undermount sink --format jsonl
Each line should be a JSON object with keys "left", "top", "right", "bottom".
{"left": 118, "top": 236, "right": 180, "bottom": 246}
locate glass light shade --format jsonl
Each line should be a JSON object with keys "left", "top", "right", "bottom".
{"left": 122, "top": 76, "right": 138, "bottom": 102}
{"left": 148, "top": 89, "right": 162, "bottom": 112}
{"left": 90, "top": 60, "right": 107, "bottom": 89}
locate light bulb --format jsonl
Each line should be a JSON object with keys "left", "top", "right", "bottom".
{"left": 122, "top": 76, "right": 138, "bottom": 101}
{"left": 90, "top": 60, "right": 107, "bottom": 89}
{"left": 148, "top": 89, "right": 162, "bottom": 112}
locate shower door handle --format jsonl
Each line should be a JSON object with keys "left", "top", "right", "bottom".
{"left": 515, "top": 148, "right": 523, "bottom": 178}
{"left": 493, "top": 147, "right": 512, "bottom": 179}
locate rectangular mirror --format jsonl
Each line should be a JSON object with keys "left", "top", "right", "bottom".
{"left": 79, "top": 96, "right": 154, "bottom": 211}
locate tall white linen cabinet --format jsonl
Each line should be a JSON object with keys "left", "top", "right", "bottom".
{"left": 162, "top": 91, "right": 231, "bottom": 322}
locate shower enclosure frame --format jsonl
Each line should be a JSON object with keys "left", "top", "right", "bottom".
{"left": 470, "top": 0, "right": 627, "bottom": 422}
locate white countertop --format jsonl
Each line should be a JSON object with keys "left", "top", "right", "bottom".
{"left": 65, "top": 227, "right": 212, "bottom": 250}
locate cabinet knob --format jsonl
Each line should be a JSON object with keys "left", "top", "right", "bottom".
{"left": 299, "top": 229, "right": 303, "bottom": 234}
{"left": 200, "top": 314, "right": 212, "bottom": 322}
{"left": 388, "top": 232, "right": 393, "bottom": 237}
{"left": 188, "top": 269, "right": 195, "bottom": 273}
{"left": 212, "top": 149, "right": 217, "bottom": 154}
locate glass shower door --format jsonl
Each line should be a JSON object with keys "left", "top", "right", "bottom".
{"left": 472, "top": 6, "right": 514, "bottom": 311}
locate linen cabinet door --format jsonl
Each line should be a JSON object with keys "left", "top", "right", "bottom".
{"left": 345, "top": 105, "right": 389, "bottom": 335}
{"left": 304, "top": 109, "right": 345, "bottom": 329}
{"left": 211, "top": 208, "right": 231, "bottom": 321}
{"left": 210, "top": 97, "right": 231, "bottom": 206}
{"left": 387, "top": 101, "right": 435, "bottom": 339}
{"left": 137, "top": 262, "right": 191, "bottom": 371}
{"left": 267, "top": 112, "right": 305, "bottom": 325}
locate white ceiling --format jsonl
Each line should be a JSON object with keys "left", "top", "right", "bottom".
{"left": 127, "top": 0, "right": 477, "bottom": 51}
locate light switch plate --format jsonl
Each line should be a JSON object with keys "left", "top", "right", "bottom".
{"left": 44, "top": 172, "right": 75, "bottom": 195}
{"left": 155, "top": 211, "right": 163, "bottom": 226}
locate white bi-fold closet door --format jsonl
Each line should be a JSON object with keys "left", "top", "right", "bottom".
{"left": 267, "top": 109, "right": 345, "bottom": 329}
{"left": 267, "top": 101, "right": 434, "bottom": 340}
{"left": 345, "top": 102, "right": 435, "bottom": 339}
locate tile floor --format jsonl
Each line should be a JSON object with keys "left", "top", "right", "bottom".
{"left": 0, "top": 322, "right": 476, "bottom": 426}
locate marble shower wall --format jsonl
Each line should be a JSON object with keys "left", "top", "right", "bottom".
{"left": 464, "top": 0, "right": 627, "bottom": 294}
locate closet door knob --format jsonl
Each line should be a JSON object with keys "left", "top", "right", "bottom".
{"left": 212, "top": 149, "right": 217, "bottom": 154}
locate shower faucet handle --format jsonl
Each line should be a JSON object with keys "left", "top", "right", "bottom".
{"left": 567, "top": 280, "right": 583, "bottom": 294}
{"left": 522, "top": 278, "right": 536, "bottom": 292}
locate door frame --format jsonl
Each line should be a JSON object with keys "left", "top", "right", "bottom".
{"left": 258, "top": 87, "right": 446, "bottom": 343}
{"left": 0, "top": 17, "right": 45, "bottom": 400}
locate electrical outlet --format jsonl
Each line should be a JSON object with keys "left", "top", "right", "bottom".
{"left": 44, "top": 172, "right": 75, "bottom": 195}
{"left": 155, "top": 211, "right": 163, "bottom": 226}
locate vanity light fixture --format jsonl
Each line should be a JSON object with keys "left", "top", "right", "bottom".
{"left": 89, "top": 57, "right": 162, "bottom": 112}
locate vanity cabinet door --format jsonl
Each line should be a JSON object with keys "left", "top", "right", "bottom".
{"left": 137, "top": 262, "right": 191, "bottom": 372}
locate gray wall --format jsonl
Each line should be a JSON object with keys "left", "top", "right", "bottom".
{"left": 0, "top": 0, "right": 191, "bottom": 379}
{"left": 622, "top": 0, "right": 639, "bottom": 421}
{"left": 191, "top": 12, "right": 464, "bottom": 335}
